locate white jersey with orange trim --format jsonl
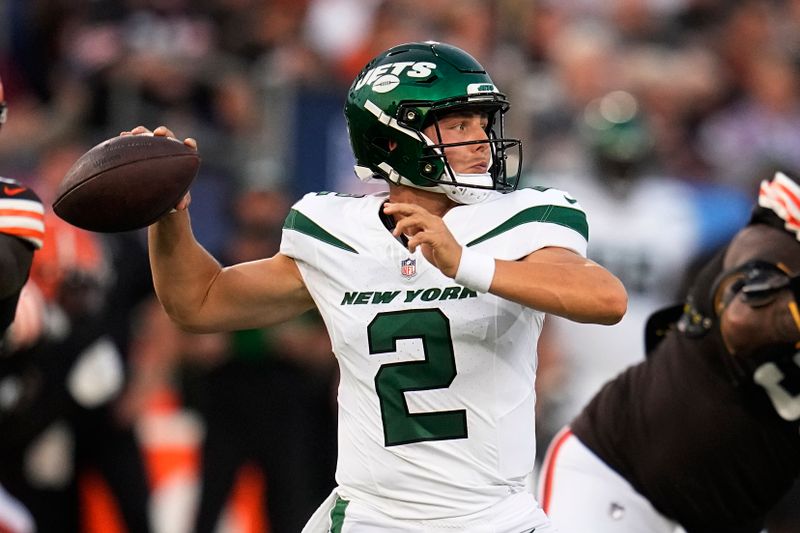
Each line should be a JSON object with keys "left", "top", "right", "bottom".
{"left": 0, "top": 177, "right": 44, "bottom": 250}
{"left": 280, "top": 187, "right": 588, "bottom": 522}
{"left": 537, "top": 429, "right": 682, "bottom": 533}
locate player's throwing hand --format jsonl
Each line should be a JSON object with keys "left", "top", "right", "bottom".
{"left": 384, "top": 201, "right": 463, "bottom": 278}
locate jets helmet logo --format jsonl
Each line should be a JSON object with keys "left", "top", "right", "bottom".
{"left": 355, "top": 62, "right": 437, "bottom": 94}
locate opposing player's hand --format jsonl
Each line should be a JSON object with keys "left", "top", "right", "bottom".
{"left": 120, "top": 125, "right": 196, "bottom": 212}
{"left": 383, "top": 202, "right": 462, "bottom": 278}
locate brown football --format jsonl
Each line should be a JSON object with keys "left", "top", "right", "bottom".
{"left": 53, "top": 134, "right": 201, "bottom": 232}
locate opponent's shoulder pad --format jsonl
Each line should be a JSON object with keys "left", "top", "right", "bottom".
{"left": 0, "top": 177, "right": 42, "bottom": 204}
{"left": 0, "top": 177, "right": 44, "bottom": 249}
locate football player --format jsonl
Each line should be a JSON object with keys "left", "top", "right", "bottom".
{"left": 538, "top": 171, "right": 800, "bottom": 533}
{"left": 0, "top": 77, "right": 44, "bottom": 343}
{"left": 0, "top": 76, "right": 44, "bottom": 533}
{"left": 132, "top": 41, "right": 627, "bottom": 531}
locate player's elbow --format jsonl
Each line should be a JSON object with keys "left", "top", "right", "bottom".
{"left": 570, "top": 264, "right": 627, "bottom": 325}
{"left": 171, "top": 316, "right": 216, "bottom": 334}
{"left": 561, "top": 285, "right": 627, "bottom": 325}
{"left": 597, "top": 283, "right": 628, "bottom": 325}
{"left": 156, "top": 296, "right": 212, "bottom": 334}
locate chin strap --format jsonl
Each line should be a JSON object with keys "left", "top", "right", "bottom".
{"left": 441, "top": 172, "right": 493, "bottom": 205}
{"left": 355, "top": 164, "right": 494, "bottom": 205}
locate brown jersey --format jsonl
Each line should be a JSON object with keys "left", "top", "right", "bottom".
{"left": 572, "top": 246, "right": 800, "bottom": 533}
{"left": 0, "top": 177, "right": 43, "bottom": 335}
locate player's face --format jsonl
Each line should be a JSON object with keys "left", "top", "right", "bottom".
{"left": 718, "top": 225, "right": 800, "bottom": 311}
{"left": 423, "top": 111, "right": 491, "bottom": 174}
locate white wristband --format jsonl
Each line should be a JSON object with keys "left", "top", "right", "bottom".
{"left": 454, "top": 248, "right": 495, "bottom": 293}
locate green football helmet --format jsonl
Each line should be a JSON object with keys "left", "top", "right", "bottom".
{"left": 344, "top": 41, "right": 522, "bottom": 203}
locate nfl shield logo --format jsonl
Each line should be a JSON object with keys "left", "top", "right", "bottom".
{"left": 400, "top": 258, "right": 417, "bottom": 279}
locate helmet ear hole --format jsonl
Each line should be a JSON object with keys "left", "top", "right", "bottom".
{"left": 372, "top": 137, "right": 392, "bottom": 155}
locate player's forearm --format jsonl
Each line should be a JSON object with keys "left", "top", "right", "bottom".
{"left": 490, "top": 259, "right": 628, "bottom": 325}
{"left": 148, "top": 210, "right": 222, "bottom": 329}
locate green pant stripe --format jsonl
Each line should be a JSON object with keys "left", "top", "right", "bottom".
{"left": 329, "top": 496, "right": 349, "bottom": 533}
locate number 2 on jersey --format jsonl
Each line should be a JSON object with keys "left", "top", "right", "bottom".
{"left": 368, "top": 309, "right": 468, "bottom": 446}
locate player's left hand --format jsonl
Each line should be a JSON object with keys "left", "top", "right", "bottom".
{"left": 384, "top": 202, "right": 462, "bottom": 278}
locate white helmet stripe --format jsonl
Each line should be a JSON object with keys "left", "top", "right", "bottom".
{"left": 364, "top": 99, "right": 437, "bottom": 147}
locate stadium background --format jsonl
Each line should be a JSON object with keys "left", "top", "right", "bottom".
{"left": 1, "top": 0, "right": 800, "bottom": 531}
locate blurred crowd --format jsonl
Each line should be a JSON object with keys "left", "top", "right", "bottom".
{"left": 1, "top": 0, "right": 800, "bottom": 531}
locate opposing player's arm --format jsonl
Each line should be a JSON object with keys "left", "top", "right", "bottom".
{"left": 492, "top": 246, "right": 627, "bottom": 325}
{"left": 148, "top": 202, "right": 314, "bottom": 334}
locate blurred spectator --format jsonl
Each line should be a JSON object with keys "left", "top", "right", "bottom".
{"left": 621, "top": 43, "right": 726, "bottom": 179}
{"left": 698, "top": 47, "right": 800, "bottom": 193}
{"left": 330, "top": 0, "right": 435, "bottom": 84}
{"left": 518, "top": 19, "right": 624, "bottom": 173}
{"left": 303, "top": 0, "right": 382, "bottom": 67}
{"left": 187, "top": 188, "right": 336, "bottom": 533}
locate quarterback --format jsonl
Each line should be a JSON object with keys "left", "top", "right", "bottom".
{"left": 134, "top": 41, "right": 626, "bottom": 531}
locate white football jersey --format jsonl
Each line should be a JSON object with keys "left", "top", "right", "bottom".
{"left": 280, "top": 187, "right": 588, "bottom": 520}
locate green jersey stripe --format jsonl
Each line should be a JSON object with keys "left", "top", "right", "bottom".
{"left": 330, "top": 496, "right": 349, "bottom": 532}
{"left": 466, "top": 205, "right": 588, "bottom": 247}
{"left": 283, "top": 209, "right": 359, "bottom": 253}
